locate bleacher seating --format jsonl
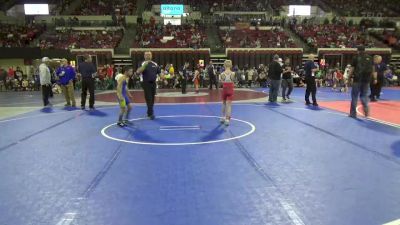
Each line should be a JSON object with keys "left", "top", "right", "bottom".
{"left": 74, "top": 0, "right": 136, "bottom": 15}
{"left": 0, "top": 23, "right": 45, "bottom": 48}
{"left": 291, "top": 23, "right": 384, "bottom": 48}
{"left": 38, "top": 28, "right": 124, "bottom": 49}
{"left": 220, "top": 28, "right": 297, "bottom": 48}
{"left": 133, "top": 23, "right": 207, "bottom": 48}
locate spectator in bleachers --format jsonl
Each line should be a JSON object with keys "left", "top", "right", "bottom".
{"left": 0, "top": 23, "right": 44, "bottom": 48}
{"left": 220, "top": 27, "right": 296, "bottom": 48}
{"left": 75, "top": 0, "right": 136, "bottom": 15}
{"left": 0, "top": 67, "right": 6, "bottom": 92}
{"left": 292, "top": 21, "right": 382, "bottom": 49}
{"left": 40, "top": 28, "right": 123, "bottom": 50}
{"left": 135, "top": 23, "right": 206, "bottom": 48}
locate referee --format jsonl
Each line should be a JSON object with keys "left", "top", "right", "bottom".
{"left": 78, "top": 55, "right": 96, "bottom": 110}
{"left": 136, "top": 51, "right": 160, "bottom": 120}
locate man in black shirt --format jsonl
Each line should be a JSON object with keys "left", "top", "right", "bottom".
{"left": 181, "top": 62, "right": 189, "bottom": 94}
{"left": 207, "top": 61, "right": 218, "bottom": 90}
{"left": 304, "top": 54, "right": 319, "bottom": 106}
{"left": 349, "top": 46, "right": 377, "bottom": 118}
{"left": 281, "top": 58, "right": 293, "bottom": 101}
{"left": 268, "top": 54, "right": 283, "bottom": 103}
{"left": 137, "top": 51, "right": 160, "bottom": 120}
{"left": 78, "top": 55, "right": 97, "bottom": 110}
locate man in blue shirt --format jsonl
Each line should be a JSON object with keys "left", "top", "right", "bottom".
{"left": 304, "top": 54, "right": 319, "bottom": 106}
{"left": 56, "top": 58, "right": 76, "bottom": 107}
{"left": 136, "top": 51, "right": 160, "bottom": 120}
{"left": 78, "top": 55, "right": 96, "bottom": 110}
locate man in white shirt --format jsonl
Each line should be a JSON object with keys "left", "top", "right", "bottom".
{"left": 39, "top": 57, "right": 52, "bottom": 107}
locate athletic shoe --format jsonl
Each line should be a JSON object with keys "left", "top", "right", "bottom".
{"left": 220, "top": 118, "right": 225, "bottom": 123}
{"left": 117, "top": 121, "right": 126, "bottom": 127}
{"left": 286, "top": 95, "right": 290, "bottom": 99}
{"left": 305, "top": 101, "right": 311, "bottom": 105}
{"left": 89, "top": 107, "right": 95, "bottom": 110}
{"left": 348, "top": 114, "right": 357, "bottom": 119}
{"left": 313, "top": 102, "right": 319, "bottom": 107}
{"left": 148, "top": 115, "right": 155, "bottom": 120}
{"left": 364, "top": 110, "right": 370, "bottom": 118}
{"left": 123, "top": 120, "right": 132, "bottom": 125}
{"left": 224, "top": 119, "right": 230, "bottom": 126}
{"left": 81, "top": 106, "right": 85, "bottom": 110}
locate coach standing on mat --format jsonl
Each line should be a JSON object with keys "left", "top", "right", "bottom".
{"left": 39, "top": 57, "right": 52, "bottom": 107}
{"left": 78, "top": 55, "right": 96, "bottom": 110}
{"left": 304, "top": 54, "right": 319, "bottom": 106}
{"left": 268, "top": 54, "right": 283, "bottom": 103}
{"left": 349, "top": 46, "right": 377, "bottom": 118}
{"left": 137, "top": 51, "right": 160, "bottom": 120}
{"left": 207, "top": 61, "right": 218, "bottom": 90}
{"left": 181, "top": 62, "right": 189, "bottom": 94}
{"left": 56, "top": 59, "right": 76, "bottom": 107}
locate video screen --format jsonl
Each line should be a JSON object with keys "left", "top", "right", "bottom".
{"left": 287, "top": 5, "right": 311, "bottom": 16}
{"left": 161, "top": 4, "right": 184, "bottom": 16}
{"left": 24, "top": 4, "right": 49, "bottom": 15}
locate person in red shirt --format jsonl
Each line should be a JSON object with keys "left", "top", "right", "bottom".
{"left": 333, "top": 69, "right": 344, "bottom": 91}
{"left": 107, "top": 64, "right": 114, "bottom": 79}
{"left": 8, "top": 67, "right": 14, "bottom": 78}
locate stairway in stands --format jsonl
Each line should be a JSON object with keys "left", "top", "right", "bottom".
{"left": 205, "top": 16, "right": 224, "bottom": 54}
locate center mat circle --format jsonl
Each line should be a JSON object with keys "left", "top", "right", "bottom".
{"left": 101, "top": 115, "right": 256, "bottom": 146}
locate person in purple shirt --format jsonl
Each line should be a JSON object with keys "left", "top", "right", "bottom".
{"left": 56, "top": 58, "right": 76, "bottom": 107}
{"left": 370, "top": 55, "right": 388, "bottom": 101}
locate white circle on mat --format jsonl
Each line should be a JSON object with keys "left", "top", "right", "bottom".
{"left": 101, "top": 115, "right": 256, "bottom": 146}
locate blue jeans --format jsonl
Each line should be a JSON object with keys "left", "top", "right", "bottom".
{"left": 350, "top": 82, "right": 369, "bottom": 117}
{"left": 269, "top": 79, "right": 281, "bottom": 102}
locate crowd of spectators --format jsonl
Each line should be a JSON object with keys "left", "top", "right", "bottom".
{"left": 54, "top": 16, "right": 126, "bottom": 27}
{"left": 50, "top": 0, "right": 72, "bottom": 15}
{"left": 291, "top": 20, "right": 380, "bottom": 49}
{"left": 208, "top": 0, "right": 270, "bottom": 12}
{"left": 38, "top": 28, "right": 124, "bottom": 49}
{"left": 324, "top": 0, "right": 399, "bottom": 17}
{"left": 220, "top": 28, "right": 296, "bottom": 48}
{"left": 0, "top": 23, "right": 45, "bottom": 48}
{"left": 214, "top": 14, "right": 283, "bottom": 27}
{"left": 134, "top": 21, "right": 207, "bottom": 48}
{"left": 0, "top": 66, "right": 40, "bottom": 92}
{"left": 370, "top": 29, "right": 400, "bottom": 50}
{"left": 74, "top": 0, "right": 136, "bottom": 15}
